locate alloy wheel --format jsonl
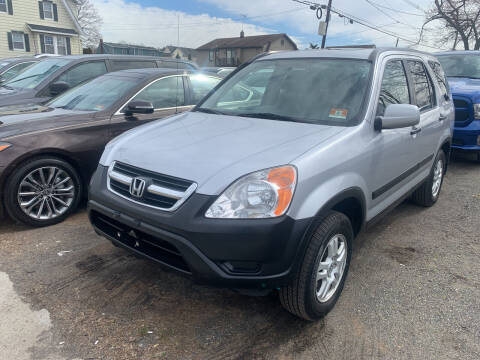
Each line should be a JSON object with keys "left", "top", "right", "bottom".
{"left": 17, "top": 166, "right": 75, "bottom": 220}
{"left": 315, "top": 234, "right": 348, "bottom": 303}
{"left": 432, "top": 159, "right": 443, "bottom": 198}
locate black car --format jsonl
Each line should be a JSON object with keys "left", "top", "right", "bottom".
{"left": 0, "top": 55, "right": 199, "bottom": 107}
{"left": 0, "top": 57, "right": 39, "bottom": 82}
{"left": 0, "top": 68, "right": 222, "bottom": 226}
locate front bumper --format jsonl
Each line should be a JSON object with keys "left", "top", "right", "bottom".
{"left": 452, "top": 120, "right": 480, "bottom": 151}
{"left": 88, "top": 165, "right": 312, "bottom": 289}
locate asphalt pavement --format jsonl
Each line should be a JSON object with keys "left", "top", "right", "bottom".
{"left": 0, "top": 154, "right": 479, "bottom": 360}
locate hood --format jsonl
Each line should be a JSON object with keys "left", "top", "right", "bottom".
{"left": 448, "top": 77, "right": 480, "bottom": 101}
{"left": 0, "top": 107, "right": 95, "bottom": 139}
{"left": 101, "top": 111, "right": 347, "bottom": 195}
{"left": 0, "top": 87, "right": 38, "bottom": 107}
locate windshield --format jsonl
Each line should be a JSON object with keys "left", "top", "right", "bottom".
{"left": 197, "top": 58, "right": 372, "bottom": 126}
{"left": 4, "top": 58, "right": 70, "bottom": 89}
{"left": 48, "top": 75, "right": 139, "bottom": 111}
{"left": 437, "top": 54, "right": 480, "bottom": 79}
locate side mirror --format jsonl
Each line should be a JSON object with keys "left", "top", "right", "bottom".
{"left": 375, "top": 104, "right": 420, "bottom": 131}
{"left": 50, "top": 81, "right": 70, "bottom": 96}
{"left": 124, "top": 100, "right": 154, "bottom": 116}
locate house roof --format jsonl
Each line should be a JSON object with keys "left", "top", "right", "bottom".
{"left": 197, "top": 33, "right": 297, "bottom": 50}
{"left": 103, "top": 42, "right": 159, "bottom": 51}
{"left": 27, "top": 24, "right": 78, "bottom": 35}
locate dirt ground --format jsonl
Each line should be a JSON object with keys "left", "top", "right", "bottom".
{"left": 0, "top": 153, "right": 479, "bottom": 360}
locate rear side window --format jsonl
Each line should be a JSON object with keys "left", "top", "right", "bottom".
{"left": 428, "top": 61, "right": 449, "bottom": 99}
{"left": 188, "top": 75, "right": 221, "bottom": 104}
{"left": 1, "top": 61, "right": 35, "bottom": 81}
{"left": 130, "top": 76, "right": 185, "bottom": 109}
{"left": 377, "top": 60, "right": 410, "bottom": 116}
{"left": 110, "top": 60, "right": 157, "bottom": 71}
{"left": 58, "top": 61, "right": 108, "bottom": 88}
{"left": 407, "top": 61, "right": 435, "bottom": 111}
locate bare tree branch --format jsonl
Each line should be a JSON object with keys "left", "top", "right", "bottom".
{"left": 76, "top": 0, "right": 103, "bottom": 49}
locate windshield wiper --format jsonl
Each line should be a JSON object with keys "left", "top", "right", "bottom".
{"left": 236, "top": 112, "right": 300, "bottom": 122}
{"left": 194, "top": 107, "right": 226, "bottom": 115}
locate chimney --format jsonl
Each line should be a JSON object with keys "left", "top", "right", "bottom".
{"left": 240, "top": 30, "right": 245, "bottom": 38}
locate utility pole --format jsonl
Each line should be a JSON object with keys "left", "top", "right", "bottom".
{"left": 321, "top": 0, "right": 332, "bottom": 48}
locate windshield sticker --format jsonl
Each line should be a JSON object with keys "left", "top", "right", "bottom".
{"left": 94, "top": 105, "right": 105, "bottom": 111}
{"left": 328, "top": 108, "right": 348, "bottom": 120}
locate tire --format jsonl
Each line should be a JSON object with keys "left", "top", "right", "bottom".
{"left": 279, "top": 211, "right": 353, "bottom": 321}
{"left": 4, "top": 157, "right": 82, "bottom": 227}
{"left": 411, "top": 150, "right": 446, "bottom": 207}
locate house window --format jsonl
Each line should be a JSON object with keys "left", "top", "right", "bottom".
{"left": 0, "top": 0, "right": 7, "bottom": 13}
{"left": 44, "top": 35, "right": 55, "bottom": 53}
{"left": 281, "top": 39, "right": 285, "bottom": 47}
{"left": 12, "top": 32, "right": 25, "bottom": 50}
{"left": 209, "top": 50, "right": 214, "bottom": 62}
{"left": 43, "top": 1, "right": 54, "bottom": 19}
{"left": 57, "top": 36, "right": 67, "bottom": 55}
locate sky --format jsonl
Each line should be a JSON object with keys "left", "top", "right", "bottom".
{"left": 91, "top": 0, "right": 446, "bottom": 52}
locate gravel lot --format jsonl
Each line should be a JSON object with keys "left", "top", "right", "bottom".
{"left": 0, "top": 154, "right": 479, "bottom": 360}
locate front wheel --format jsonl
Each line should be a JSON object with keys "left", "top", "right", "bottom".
{"left": 279, "top": 211, "right": 353, "bottom": 320}
{"left": 411, "top": 150, "right": 446, "bottom": 207}
{"left": 4, "top": 157, "right": 82, "bottom": 227}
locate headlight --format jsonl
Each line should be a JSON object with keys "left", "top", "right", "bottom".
{"left": 474, "top": 104, "right": 480, "bottom": 120}
{"left": 205, "top": 165, "right": 297, "bottom": 219}
{"left": 0, "top": 142, "right": 11, "bottom": 152}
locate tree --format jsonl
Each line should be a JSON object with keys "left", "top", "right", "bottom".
{"left": 76, "top": 0, "right": 103, "bottom": 49}
{"left": 309, "top": 43, "right": 319, "bottom": 49}
{"left": 422, "top": 0, "right": 480, "bottom": 50}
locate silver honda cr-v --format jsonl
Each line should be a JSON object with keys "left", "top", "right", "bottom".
{"left": 88, "top": 48, "right": 454, "bottom": 320}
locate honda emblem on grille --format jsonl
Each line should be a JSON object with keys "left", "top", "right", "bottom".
{"left": 130, "top": 177, "right": 146, "bottom": 198}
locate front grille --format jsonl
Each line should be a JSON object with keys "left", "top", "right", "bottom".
{"left": 107, "top": 161, "right": 197, "bottom": 211}
{"left": 91, "top": 210, "right": 191, "bottom": 273}
{"left": 453, "top": 97, "right": 473, "bottom": 127}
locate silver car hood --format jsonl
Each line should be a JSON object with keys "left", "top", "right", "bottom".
{"left": 101, "top": 111, "right": 346, "bottom": 194}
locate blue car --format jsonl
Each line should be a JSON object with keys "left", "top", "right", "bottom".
{"left": 437, "top": 51, "right": 480, "bottom": 160}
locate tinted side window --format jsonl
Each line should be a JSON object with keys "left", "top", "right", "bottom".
{"left": 131, "top": 76, "right": 185, "bottom": 109}
{"left": 377, "top": 60, "right": 410, "bottom": 116}
{"left": 428, "top": 60, "right": 449, "bottom": 98}
{"left": 58, "top": 61, "right": 107, "bottom": 88}
{"left": 407, "top": 61, "right": 435, "bottom": 111}
{"left": 110, "top": 60, "right": 157, "bottom": 71}
{"left": 188, "top": 75, "right": 221, "bottom": 104}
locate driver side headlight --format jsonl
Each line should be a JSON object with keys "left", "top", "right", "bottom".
{"left": 205, "top": 166, "right": 297, "bottom": 219}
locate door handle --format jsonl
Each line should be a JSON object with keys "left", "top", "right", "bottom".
{"left": 410, "top": 127, "right": 422, "bottom": 135}
{"left": 439, "top": 114, "right": 448, "bottom": 121}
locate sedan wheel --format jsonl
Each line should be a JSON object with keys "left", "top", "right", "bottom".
{"left": 5, "top": 157, "right": 82, "bottom": 227}
{"left": 18, "top": 166, "right": 75, "bottom": 220}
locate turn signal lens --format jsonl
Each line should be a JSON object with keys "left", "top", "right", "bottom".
{"left": 205, "top": 165, "right": 297, "bottom": 219}
{"left": 267, "top": 166, "right": 296, "bottom": 216}
{"left": 0, "top": 142, "right": 11, "bottom": 152}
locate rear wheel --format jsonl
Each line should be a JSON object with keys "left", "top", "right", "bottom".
{"left": 411, "top": 150, "right": 446, "bottom": 207}
{"left": 4, "top": 157, "right": 82, "bottom": 227}
{"left": 279, "top": 211, "right": 353, "bottom": 320}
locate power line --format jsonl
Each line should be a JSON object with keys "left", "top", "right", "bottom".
{"left": 292, "top": 0, "right": 446, "bottom": 50}
{"left": 370, "top": 0, "right": 424, "bottom": 17}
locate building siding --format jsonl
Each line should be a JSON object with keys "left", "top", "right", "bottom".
{"left": 0, "top": 0, "right": 81, "bottom": 58}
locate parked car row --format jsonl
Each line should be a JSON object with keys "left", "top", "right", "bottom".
{"left": 0, "top": 47, "right": 477, "bottom": 320}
